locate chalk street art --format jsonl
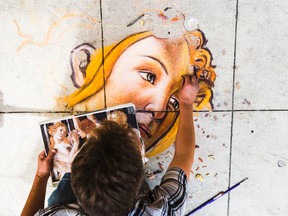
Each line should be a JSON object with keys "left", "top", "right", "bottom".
{"left": 13, "top": 8, "right": 216, "bottom": 156}
{"left": 65, "top": 9, "right": 216, "bottom": 156}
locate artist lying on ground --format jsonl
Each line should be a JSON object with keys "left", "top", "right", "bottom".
{"left": 21, "top": 74, "right": 199, "bottom": 216}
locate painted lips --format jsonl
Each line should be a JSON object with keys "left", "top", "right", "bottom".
{"left": 138, "top": 123, "right": 152, "bottom": 139}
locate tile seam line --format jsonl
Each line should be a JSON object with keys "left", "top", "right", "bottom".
{"left": 0, "top": 111, "right": 71, "bottom": 114}
{"left": 1, "top": 109, "right": 288, "bottom": 114}
{"left": 99, "top": 0, "right": 107, "bottom": 109}
{"left": 228, "top": 0, "right": 239, "bottom": 215}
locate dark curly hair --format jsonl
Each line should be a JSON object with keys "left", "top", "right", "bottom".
{"left": 71, "top": 120, "right": 144, "bottom": 216}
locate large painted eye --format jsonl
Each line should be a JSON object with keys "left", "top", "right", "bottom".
{"left": 169, "top": 97, "right": 179, "bottom": 111}
{"left": 139, "top": 71, "right": 156, "bottom": 85}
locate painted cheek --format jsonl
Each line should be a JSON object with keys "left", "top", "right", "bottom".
{"left": 153, "top": 85, "right": 171, "bottom": 109}
{"left": 134, "top": 90, "right": 155, "bottom": 109}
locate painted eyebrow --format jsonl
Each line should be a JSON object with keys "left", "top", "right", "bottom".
{"left": 143, "top": 55, "right": 168, "bottom": 75}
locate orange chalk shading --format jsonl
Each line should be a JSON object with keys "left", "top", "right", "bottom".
{"left": 171, "top": 16, "right": 180, "bottom": 22}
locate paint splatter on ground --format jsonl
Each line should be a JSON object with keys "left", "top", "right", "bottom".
{"left": 145, "top": 170, "right": 155, "bottom": 179}
{"left": 208, "top": 154, "right": 215, "bottom": 161}
{"left": 158, "top": 11, "right": 168, "bottom": 20}
{"left": 235, "top": 81, "right": 241, "bottom": 89}
{"left": 278, "top": 160, "right": 286, "bottom": 167}
{"left": 158, "top": 162, "right": 164, "bottom": 171}
{"left": 242, "top": 98, "right": 251, "bottom": 105}
{"left": 153, "top": 170, "right": 162, "bottom": 174}
{"left": 145, "top": 169, "right": 162, "bottom": 179}
{"left": 195, "top": 173, "right": 203, "bottom": 181}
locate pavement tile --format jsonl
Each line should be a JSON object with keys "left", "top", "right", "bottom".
{"left": 0, "top": 1, "right": 101, "bottom": 111}
{"left": 230, "top": 111, "right": 288, "bottom": 215}
{"left": 234, "top": 0, "right": 288, "bottom": 110}
{"left": 0, "top": 113, "right": 68, "bottom": 215}
{"left": 145, "top": 111, "right": 231, "bottom": 215}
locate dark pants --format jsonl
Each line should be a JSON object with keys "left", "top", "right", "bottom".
{"left": 48, "top": 173, "right": 77, "bottom": 207}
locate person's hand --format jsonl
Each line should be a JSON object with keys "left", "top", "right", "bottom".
{"left": 178, "top": 75, "right": 199, "bottom": 108}
{"left": 36, "top": 149, "right": 56, "bottom": 181}
{"left": 69, "top": 130, "right": 79, "bottom": 143}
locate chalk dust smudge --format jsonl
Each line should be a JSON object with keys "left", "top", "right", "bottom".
{"left": 14, "top": 14, "right": 100, "bottom": 52}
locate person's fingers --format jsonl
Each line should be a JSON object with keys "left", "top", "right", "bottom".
{"left": 180, "top": 76, "right": 185, "bottom": 87}
{"left": 192, "top": 75, "right": 199, "bottom": 86}
{"left": 189, "top": 65, "right": 195, "bottom": 76}
{"left": 181, "top": 75, "right": 193, "bottom": 85}
{"left": 46, "top": 149, "right": 57, "bottom": 162}
{"left": 38, "top": 150, "right": 46, "bottom": 160}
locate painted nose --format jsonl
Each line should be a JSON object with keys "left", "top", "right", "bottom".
{"left": 153, "top": 109, "right": 166, "bottom": 120}
{"left": 146, "top": 93, "right": 170, "bottom": 120}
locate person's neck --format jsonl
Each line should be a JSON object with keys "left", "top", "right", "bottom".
{"left": 54, "top": 138, "right": 63, "bottom": 144}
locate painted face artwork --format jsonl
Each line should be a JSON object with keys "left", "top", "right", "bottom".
{"left": 74, "top": 118, "right": 96, "bottom": 139}
{"left": 12, "top": 7, "right": 216, "bottom": 156}
{"left": 105, "top": 36, "right": 188, "bottom": 141}
{"left": 54, "top": 126, "right": 67, "bottom": 141}
{"left": 66, "top": 30, "right": 216, "bottom": 156}
{"left": 78, "top": 129, "right": 86, "bottom": 139}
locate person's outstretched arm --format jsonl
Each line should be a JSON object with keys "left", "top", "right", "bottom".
{"left": 21, "top": 149, "right": 56, "bottom": 216}
{"left": 168, "top": 75, "right": 199, "bottom": 178}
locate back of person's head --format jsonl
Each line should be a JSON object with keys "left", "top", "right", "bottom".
{"left": 71, "top": 120, "right": 144, "bottom": 216}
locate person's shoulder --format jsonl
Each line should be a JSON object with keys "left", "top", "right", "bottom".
{"left": 129, "top": 168, "right": 188, "bottom": 216}
{"left": 158, "top": 167, "right": 188, "bottom": 200}
{"left": 35, "top": 204, "right": 88, "bottom": 216}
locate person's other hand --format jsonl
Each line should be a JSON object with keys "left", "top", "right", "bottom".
{"left": 36, "top": 149, "right": 56, "bottom": 180}
{"left": 179, "top": 75, "right": 199, "bottom": 108}
{"left": 69, "top": 130, "right": 79, "bottom": 143}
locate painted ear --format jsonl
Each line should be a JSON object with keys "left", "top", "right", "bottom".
{"left": 70, "top": 43, "right": 96, "bottom": 88}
